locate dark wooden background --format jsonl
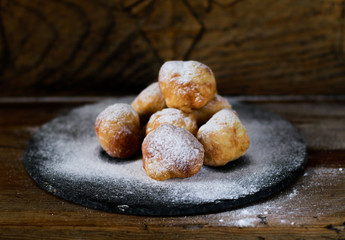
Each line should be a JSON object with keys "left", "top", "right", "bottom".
{"left": 1, "top": 0, "right": 345, "bottom": 96}
{"left": 1, "top": 1, "right": 345, "bottom": 238}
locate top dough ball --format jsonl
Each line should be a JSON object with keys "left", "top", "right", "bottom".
{"left": 159, "top": 60, "right": 217, "bottom": 112}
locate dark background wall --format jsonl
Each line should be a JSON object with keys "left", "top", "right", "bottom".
{"left": 1, "top": 0, "right": 344, "bottom": 96}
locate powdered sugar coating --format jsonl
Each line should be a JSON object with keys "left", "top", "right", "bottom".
{"left": 95, "top": 103, "right": 140, "bottom": 158}
{"left": 158, "top": 60, "right": 216, "bottom": 112}
{"left": 146, "top": 108, "right": 197, "bottom": 136}
{"left": 198, "top": 109, "right": 239, "bottom": 134}
{"left": 143, "top": 124, "right": 204, "bottom": 181}
{"left": 198, "top": 108, "right": 250, "bottom": 166}
{"left": 159, "top": 60, "right": 213, "bottom": 84}
{"left": 134, "top": 82, "right": 161, "bottom": 99}
{"left": 24, "top": 97, "right": 307, "bottom": 216}
{"left": 97, "top": 103, "right": 138, "bottom": 123}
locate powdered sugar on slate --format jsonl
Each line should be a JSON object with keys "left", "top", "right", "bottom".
{"left": 24, "top": 97, "right": 307, "bottom": 215}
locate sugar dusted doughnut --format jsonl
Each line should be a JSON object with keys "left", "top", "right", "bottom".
{"left": 159, "top": 60, "right": 216, "bottom": 112}
{"left": 193, "top": 94, "right": 232, "bottom": 126}
{"left": 146, "top": 108, "right": 197, "bottom": 136}
{"left": 95, "top": 103, "right": 140, "bottom": 159}
{"left": 131, "top": 82, "right": 166, "bottom": 123}
{"left": 197, "top": 109, "right": 250, "bottom": 166}
{"left": 142, "top": 124, "right": 204, "bottom": 181}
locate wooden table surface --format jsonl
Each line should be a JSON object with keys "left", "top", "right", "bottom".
{"left": 0, "top": 96, "right": 344, "bottom": 240}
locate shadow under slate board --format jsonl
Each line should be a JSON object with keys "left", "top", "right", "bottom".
{"left": 24, "top": 96, "right": 307, "bottom": 216}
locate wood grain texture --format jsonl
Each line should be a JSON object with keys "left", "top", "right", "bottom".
{"left": 0, "top": 96, "right": 344, "bottom": 239}
{"left": 0, "top": 0, "right": 345, "bottom": 96}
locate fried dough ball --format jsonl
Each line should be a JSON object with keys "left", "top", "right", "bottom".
{"left": 131, "top": 82, "right": 166, "bottom": 123}
{"left": 159, "top": 60, "right": 216, "bottom": 112}
{"left": 197, "top": 109, "right": 250, "bottom": 166}
{"left": 193, "top": 94, "right": 232, "bottom": 126}
{"left": 142, "top": 124, "right": 204, "bottom": 181}
{"left": 95, "top": 103, "right": 140, "bottom": 159}
{"left": 146, "top": 108, "right": 198, "bottom": 136}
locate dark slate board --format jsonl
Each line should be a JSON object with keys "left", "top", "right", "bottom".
{"left": 24, "top": 97, "right": 307, "bottom": 216}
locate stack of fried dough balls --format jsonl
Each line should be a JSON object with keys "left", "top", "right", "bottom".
{"left": 95, "top": 60, "right": 250, "bottom": 181}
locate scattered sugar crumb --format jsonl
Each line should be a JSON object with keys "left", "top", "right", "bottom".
{"left": 288, "top": 189, "right": 298, "bottom": 199}
{"left": 212, "top": 166, "right": 345, "bottom": 226}
{"left": 234, "top": 218, "right": 257, "bottom": 227}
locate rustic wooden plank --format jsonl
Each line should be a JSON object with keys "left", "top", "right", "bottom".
{"left": 0, "top": 4, "right": 9, "bottom": 76}
{"left": 0, "top": 224, "right": 343, "bottom": 240}
{"left": 0, "top": 0, "right": 160, "bottom": 96}
{"left": 244, "top": 101, "right": 345, "bottom": 151}
{"left": 140, "top": 0, "right": 203, "bottom": 60}
{"left": 0, "top": 162, "right": 344, "bottom": 239}
{"left": 0, "top": 0, "right": 345, "bottom": 96}
{"left": 0, "top": 102, "right": 83, "bottom": 127}
{"left": 0, "top": 97, "right": 344, "bottom": 239}
{"left": 189, "top": 0, "right": 345, "bottom": 95}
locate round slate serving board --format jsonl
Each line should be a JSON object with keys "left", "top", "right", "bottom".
{"left": 24, "top": 97, "right": 307, "bottom": 216}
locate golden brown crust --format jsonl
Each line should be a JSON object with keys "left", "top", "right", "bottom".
{"left": 142, "top": 124, "right": 204, "bottom": 181}
{"left": 159, "top": 61, "right": 216, "bottom": 112}
{"left": 193, "top": 94, "right": 232, "bottom": 126}
{"left": 131, "top": 82, "right": 166, "bottom": 124}
{"left": 95, "top": 103, "right": 140, "bottom": 159}
{"left": 146, "top": 108, "right": 198, "bottom": 136}
{"left": 197, "top": 109, "right": 250, "bottom": 166}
